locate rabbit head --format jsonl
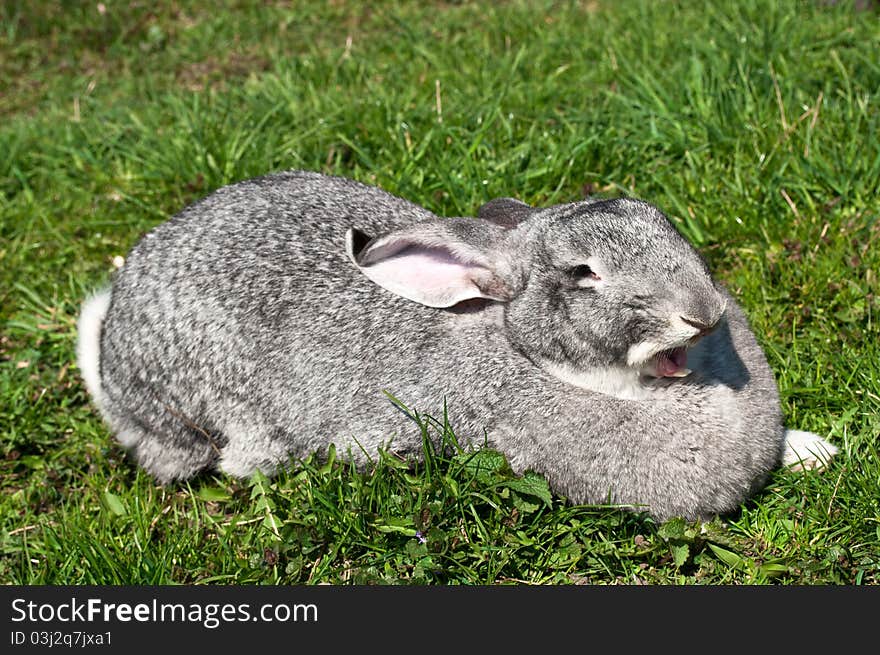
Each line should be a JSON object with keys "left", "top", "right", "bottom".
{"left": 347, "top": 196, "right": 727, "bottom": 399}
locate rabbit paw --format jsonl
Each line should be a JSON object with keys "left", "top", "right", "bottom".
{"left": 782, "top": 429, "right": 838, "bottom": 472}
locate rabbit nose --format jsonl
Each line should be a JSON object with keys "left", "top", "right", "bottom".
{"left": 680, "top": 315, "right": 716, "bottom": 337}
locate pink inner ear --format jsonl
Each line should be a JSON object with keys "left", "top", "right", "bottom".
{"left": 359, "top": 245, "right": 489, "bottom": 308}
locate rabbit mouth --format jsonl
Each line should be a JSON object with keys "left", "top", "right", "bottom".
{"left": 652, "top": 346, "right": 691, "bottom": 378}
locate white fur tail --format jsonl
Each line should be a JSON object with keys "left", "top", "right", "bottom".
{"left": 76, "top": 289, "right": 112, "bottom": 410}
{"left": 783, "top": 429, "right": 839, "bottom": 472}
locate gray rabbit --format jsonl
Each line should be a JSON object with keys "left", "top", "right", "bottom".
{"left": 76, "top": 171, "right": 836, "bottom": 520}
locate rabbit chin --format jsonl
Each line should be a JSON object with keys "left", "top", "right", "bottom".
{"left": 540, "top": 360, "right": 664, "bottom": 401}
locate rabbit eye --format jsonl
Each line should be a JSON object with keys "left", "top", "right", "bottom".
{"left": 568, "top": 264, "right": 600, "bottom": 282}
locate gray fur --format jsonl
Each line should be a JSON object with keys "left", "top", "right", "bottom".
{"left": 82, "top": 170, "right": 787, "bottom": 520}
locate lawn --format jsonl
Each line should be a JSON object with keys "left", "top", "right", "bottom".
{"left": 1, "top": 0, "right": 878, "bottom": 585}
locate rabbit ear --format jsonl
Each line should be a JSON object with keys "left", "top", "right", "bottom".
{"left": 346, "top": 222, "right": 514, "bottom": 308}
{"left": 477, "top": 197, "right": 533, "bottom": 229}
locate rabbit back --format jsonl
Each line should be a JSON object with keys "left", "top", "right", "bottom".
{"left": 97, "top": 171, "right": 465, "bottom": 479}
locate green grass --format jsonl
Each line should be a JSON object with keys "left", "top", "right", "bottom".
{"left": 1, "top": 0, "right": 878, "bottom": 585}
